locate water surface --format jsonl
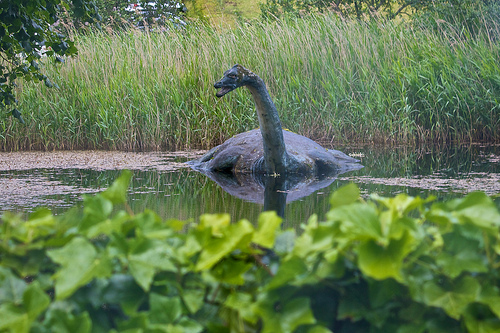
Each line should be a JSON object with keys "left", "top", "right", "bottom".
{"left": 1, "top": 145, "right": 498, "bottom": 228}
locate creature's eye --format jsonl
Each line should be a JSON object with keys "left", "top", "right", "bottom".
{"left": 227, "top": 74, "right": 237, "bottom": 79}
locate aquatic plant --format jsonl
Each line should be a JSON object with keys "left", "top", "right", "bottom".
{"left": 1, "top": 14, "right": 499, "bottom": 151}
{"left": 1, "top": 171, "right": 500, "bottom": 332}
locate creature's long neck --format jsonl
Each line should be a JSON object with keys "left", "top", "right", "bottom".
{"left": 246, "top": 78, "right": 288, "bottom": 175}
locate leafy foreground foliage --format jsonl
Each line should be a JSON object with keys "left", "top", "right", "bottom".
{"left": 1, "top": 171, "right": 500, "bottom": 333}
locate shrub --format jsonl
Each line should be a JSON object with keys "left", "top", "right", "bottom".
{"left": 1, "top": 171, "right": 500, "bottom": 332}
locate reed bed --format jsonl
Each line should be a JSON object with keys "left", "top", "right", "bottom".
{"left": 1, "top": 14, "right": 499, "bottom": 151}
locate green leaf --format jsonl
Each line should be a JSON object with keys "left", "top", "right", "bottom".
{"left": 0, "top": 267, "right": 27, "bottom": 304}
{"left": 79, "top": 195, "right": 113, "bottom": 232}
{"left": 0, "top": 303, "right": 29, "bottom": 333}
{"left": 463, "top": 303, "right": 500, "bottom": 333}
{"left": 174, "top": 317, "right": 204, "bottom": 333}
{"left": 356, "top": 231, "right": 414, "bottom": 282}
{"left": 128, "top": 239, "right": 177, "bottom": 291}
{"left": 11, "top": 108, "right": 25, "bottom": 124}
{"left": 47, "top": 237, "right": 111, "bottom": 300}
{"left": 150, "top": 293, "right": 182, "bottom": 324}
{"left": 478, "top": 284, "right": 500, "bottom": 319}
{"left": 195, "top": 219, "right": 254, "bottom": 271}
{"left": 329, "top": 183, "right": 360, "bottom": 208}
{"left": 422, "top": 276, "right": 480, "bottom": 319}
{"left": 182, "top": 289, "right": 205, "bottom": 314}
{"left": 225, "top": 292, "right": 258, "bottom": 323}
{"left": 101, "top": 170, "right": 132, "bottom": 204}
{"left": 198, "top": 213, "right": 231, "bottom": 237}
{"left": 307, "top": 326, "right": 333, "bottom": 333}
{"left": 327, "top": 203, "right": 383, "bottom": 242}
{"left": 429, "top": 192, "right": 500, "bottom": 230}
{"left": 209, "top": 257, "right": 253, "bottom": 285}
{"left": 255, "top": 296, "right": 316, "bottom": 333}
{"left": 102, "top": 274, "right": 145, "bottom": 316}
{"left": 23, "top": 281, "right": 50, "bottom": 322}
{"left": 274, "top": 230, "right": 296, "bottom": 255}
{"left": 267, "top": 256, "right": 308, "bottom": 290}
{"left": 372, "top": 193, "right": 430, "bottom": 215}
{"left": 42, "top": 308, "right": 92, "bottom": 333}
{"left": 253, "top": 211, "right": 282, "bottom": 248}
{"left": 435, "top": 233, "right": 488, "bottom": 278}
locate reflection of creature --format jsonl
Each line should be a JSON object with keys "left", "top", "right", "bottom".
{"left": 188, "top": 64, "right": 361, "bottom": 177}
{"left": 192, "top": 168, "right": 354, "bottom": 217}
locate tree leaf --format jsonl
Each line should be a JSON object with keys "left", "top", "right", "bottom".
{"left": 11, "top": 108, "right": 25, "bottom": 124}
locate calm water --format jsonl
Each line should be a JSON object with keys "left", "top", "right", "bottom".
{"left": 1, "top": 144, "right": 498, "bottom": 228}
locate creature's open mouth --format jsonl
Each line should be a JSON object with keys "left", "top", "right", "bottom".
{"left": 215, "top": 86, "right": 232, "bottom": 98}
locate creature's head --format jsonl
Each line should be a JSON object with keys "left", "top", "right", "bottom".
{"left": 214, "top": 64, "right": 257, "bottom": 98}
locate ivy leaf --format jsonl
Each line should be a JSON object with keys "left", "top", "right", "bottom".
{"left": 199, "top": 213, "right": 230, "bottom": 237}
{"left": 0, "top": 267, "right": 26, "bottom": 304}
{"left": 463, "top": 303, "right": 500, "bottom": 333}
{"left": 47, "top": 237, "right": 111, "bottom": 300}
{"left": 422, "top": 276, "right": 480, "bottom": 319}
{"left": 149, "top": 293, "right": 182, "bottom": 324}
{"left": 128, "top": 239, "right": 177, "bottom": 292}
{"left": 0, "top": 304, "right": 29, "bottom": 333}
{"left": 101, "top": 170, "right": 132, "bottom": 204}
{"left": 329, "top": 183, "right": 360, "bottom": 209}
{"left": 255, "top": 296, "right": 316, "bottom": 333}
{"left": 182, "top": 289, "right": 205, "bottom": 314}
{"left": 209, "top": 257, "right": 253, "bottom": 285}
{"left": 225, "top": 292, "right": 258, "bottom": 324}
{"left": 42, "top": 308, "right": 92, "bottom": 333}
{"left": 267, "top": 256, "right": 308, "bottom": 290}
{"left": 253, "top": 211, "right": 282, "bottom": 248}
{"left": 436, "top": 232, "right": 488, "bottom": 278}
{"left": 356, "top": 231, "right": 414, "bottom": 282}
{"left": 429, "top": 192, "right": 500, "bottom": 230}
{"left": 22, "top": 281, "right": 50, "bottom": 323}
{"left": 478, "top": 284, "right": 500, "bottom": 319}
{"left": 195, "top": 219, "right": 254, "bottom": 271}
{"left": 327, "top": 203, "right": 382, "bottom": 242}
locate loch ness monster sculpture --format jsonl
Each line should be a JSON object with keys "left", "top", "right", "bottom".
{"left": 188, "top": 64, "right": 361, "bottom": 177}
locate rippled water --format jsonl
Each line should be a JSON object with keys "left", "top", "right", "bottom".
{"left": 1, "top": 144, "right": 498, "bottom": 227}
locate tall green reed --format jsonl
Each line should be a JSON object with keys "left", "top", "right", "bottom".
{"left": 1, "top": 14, "right": 498, "bottom": 151}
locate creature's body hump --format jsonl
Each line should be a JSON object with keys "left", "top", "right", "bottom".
{"left": 188, "top": 129, "right": 359, "bottom": 175}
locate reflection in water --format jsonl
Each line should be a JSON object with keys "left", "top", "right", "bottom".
{"left": 0, "top": 144, "right": 498, "bottom": 228}
{"left": 190, "top": 163, "right": 363, "bottom": 219}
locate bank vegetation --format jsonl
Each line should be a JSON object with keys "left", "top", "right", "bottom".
{"left": 1, "top": 14, "right": 499, "bottom": 151}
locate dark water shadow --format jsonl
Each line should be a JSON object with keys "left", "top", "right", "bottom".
{"left": 189, "top": 163, "right": 363, "bottom": 219}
